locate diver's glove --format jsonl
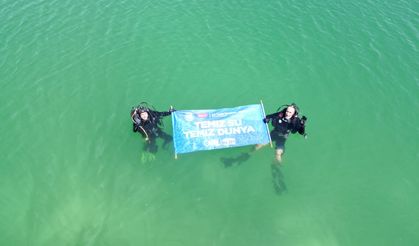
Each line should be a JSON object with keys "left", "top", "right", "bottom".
{"left": 301, "top": 116, "right": 307, "bottom": 124}
{"left": 303, "top": 133, "right": 308, "bottom": 139}
{"left": 263, "top": 118, "right": 270, "bottom": 123}
{"left": 169, "top": 107, "right": 176, "bottom": 113}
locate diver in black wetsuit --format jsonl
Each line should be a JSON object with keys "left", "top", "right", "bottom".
{"left": 256, "top": 103, "right": 307, "bottom": 163}
{"left": 131, "top": 103, "right": 175, "bottom": 153}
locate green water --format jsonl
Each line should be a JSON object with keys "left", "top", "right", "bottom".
{"left": 1, "top": 0, "right": 418, "bottom": 245}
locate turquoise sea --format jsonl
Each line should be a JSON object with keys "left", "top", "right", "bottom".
{"left": 1, "top": 0, "right": 418, "bottom": 245}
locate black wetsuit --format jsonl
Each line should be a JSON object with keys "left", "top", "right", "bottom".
{"left": 131, "top": 109, "right": 172, "bottom": 152}
{"left": 265, "top": 109, "right": 306, "bottom": 150}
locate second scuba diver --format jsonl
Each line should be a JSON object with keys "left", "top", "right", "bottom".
{"left": 256, "top": 103, "right": 307, "bottom": 163}
{"left": 131, "top": 103, "right": 175, "bottom": 153}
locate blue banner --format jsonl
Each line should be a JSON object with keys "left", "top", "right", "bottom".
{"left": 172, "top": 104, "right": 270, "bottom": 154}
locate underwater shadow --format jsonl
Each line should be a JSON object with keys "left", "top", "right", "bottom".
{"left": 271, "top": 164, "right": 287, "bottom": 195}
{"left": 220, "top": 153, "right": 251, "bottom": 168}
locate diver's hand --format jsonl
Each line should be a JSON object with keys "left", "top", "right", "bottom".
{"left": 263, "top": 118, "right": 270, "bottom": 123}
{"left": 303, "top": 133, "right": 308, "bottom": 139}
{"left": 169, "top": 107, "right": 176, "bottom": 113}
{"left": 301, "top": 116, "right": 307, "bottom": 124}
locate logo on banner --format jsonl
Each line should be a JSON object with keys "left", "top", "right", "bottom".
{"left": 197, "top": 113, "right": 209, "bottom": 118}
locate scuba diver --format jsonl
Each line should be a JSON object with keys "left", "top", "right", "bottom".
{"left": 131, "top": 102, "right": 175, "bottom": 153}
{"left": 256, "top": 103, "right": 308, "bottom": 163}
